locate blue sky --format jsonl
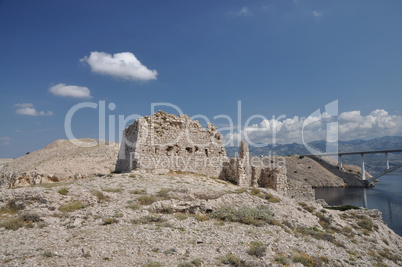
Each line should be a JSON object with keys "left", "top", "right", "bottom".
{"left": 1, "top": 0, "right": 402, "bottom": 158}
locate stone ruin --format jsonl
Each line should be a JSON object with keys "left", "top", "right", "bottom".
{"left": 115, "top": 111, "right": 287, "bottom": 191}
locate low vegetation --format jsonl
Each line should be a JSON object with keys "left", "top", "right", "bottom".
{"left": 0, "top": 213, "right": 42, "bottom": 230}
{"left": 0, "top": 200, "right": 24, "bottom": 215}
{"left": 58, "top": 200, "right": 85, "bottom": 212}
{"left": 57, "top": 187, "right": 69, "bottom": 195}
{"left": 250, "top": 188, "right": 280, "bottom": 203}
{"left": 131, "top": 215, "right": 167, "bottom": 225}
{"left": 219, "top": 253, "right": 250, "bottom": 267}
{"left": 210, "top": 205, "right": 273, "bottom": 226}
{"left": 325, "top": 205, "right": 360, "bottom": 211}
{"left": 247, "top": 241, "right": 266, "bottom": 258}
{"left": 91, "top": 190, "right": 110, "bottom": 203}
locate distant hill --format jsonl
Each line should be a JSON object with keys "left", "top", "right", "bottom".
{"left": 226, "top": 136, "right": 402, "bottom": 174}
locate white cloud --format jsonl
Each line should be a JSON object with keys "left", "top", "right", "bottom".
{"left": 49, "top": 83, "right": 92, "bottom": 98}
{"left": 237, "top": 7, "right": 251, "bottom": 16}
{"left": 312, "top": 10, "right": 323, "bottom": 17}
{"left": 223, "top": 109, "right": 402, "bottom": 146}
{"left": 0, "top": 137, "right": 11, "bottom": 146}
{"left": 227, "top": 7, "right": 252, "bottom": 17}
{"left": 80, "top": 51, "right": 158, "bottom": 81}
{"left": 14, "top": 103, "right": 53, "bottom": 116}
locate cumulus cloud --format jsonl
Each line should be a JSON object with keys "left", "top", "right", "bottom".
{"left": 312, "top": 10, "right": 323, "bottom": 17}
{"left": 14, "top": 103, "right": 53, "bottom": 116}
{"left": 49, "top": 83, "right": 92, "bottom": 98}
{"left": 227, "top": 7, "right": 252, "bottom": 17}
{"left": 236, "top": 7, "right": 252, "bottom": 16}
{"left": 80, "top": 52, "right": 158, "bottom": 81}
{"left": 223, "top": 109, "right": 402, "bottom": 146}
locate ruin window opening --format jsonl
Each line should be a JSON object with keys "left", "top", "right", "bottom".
{"left": 186, "top": 147, "right": 193, "bottom": 153}
{"left": 205, "top": 149, "right": 209, "bottom": 157}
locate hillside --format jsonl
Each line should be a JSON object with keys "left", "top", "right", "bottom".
{"left": 226, "top": 136, "right": 402, "bottom": 174}
{"left": 284, "top": 155, "right": 367, "bottom": 188}
{"left": 0, "top": 139, "right": 119, "bottom": 189}
{"left": 0, "top": 172, "right": 401, "bottom": 266}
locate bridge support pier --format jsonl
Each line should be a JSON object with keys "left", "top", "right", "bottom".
{"left": 386, "top": 152, "right": 389, "bottom": 170}
{"left": 338, "top": 155, "right": 342, "bottom": 170}
{"left": 361, "top": 153, "right": 366, "bottom": 180}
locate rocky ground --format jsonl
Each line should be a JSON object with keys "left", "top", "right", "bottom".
{"left": 285, "top": 155, "right": 369, "bottom": 188}
{"left": 0, "top": 139, "right": 119, "bottom": 188}
{"left": 0, "top": 172, "right": 401, "bottom": 266}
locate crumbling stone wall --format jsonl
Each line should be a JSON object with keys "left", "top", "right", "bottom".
{"left": 221, "top": 141, "right": 288, "bottom": 191}
{"left": 116, "top": 111, "right": 288, "bottom": 192}
{"left": 115, "top": 111, "right": 227, "bottom": 177}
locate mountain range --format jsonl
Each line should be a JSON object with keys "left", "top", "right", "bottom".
{"left": 225, "top": 136, "right": 402, "bottom": 174}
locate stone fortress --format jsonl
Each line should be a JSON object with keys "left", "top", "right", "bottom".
{"left": 116, "top": 111, "right": 287, "bottom": 191}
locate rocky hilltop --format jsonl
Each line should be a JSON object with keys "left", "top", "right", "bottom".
{"left": 0, "top": 172, "right": 401, "bottom": 266}
{"left": 0, "top": 139, "right": 119, "bottom": 188}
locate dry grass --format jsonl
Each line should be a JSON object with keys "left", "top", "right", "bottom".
{"left": 0, "top": 200, "right": 24, "bottom": 215}
{"left": 58, "top": 201, "right": 85, "bottom": 212}
{"left": 210, "top": 205, "right": 272, "bottom": 226}
{"left": 137, "top": 195, "right": 157, "bottom": 205}
{"left": 91, "top": 190, "right": 110, "bottom": 203}
{"left": 247, "top": 241, "right": 266, "bottom": 258}
{"left": 57, "top": 187, "right": 69, "bottom": 195}
{"left": 102, "top": 188, "right": 123, "bottom": 193}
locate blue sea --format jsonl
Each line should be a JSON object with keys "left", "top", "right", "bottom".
{"left": 315, "top": 174, "right": 402, "bottom": 236}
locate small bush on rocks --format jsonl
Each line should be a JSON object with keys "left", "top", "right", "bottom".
{"left": 91, "top": 190, "right": 110, "bottom": 203}
{"left": 247, "top": 241, "right": 266, "bottom": 258}
{"left": 211, "top": 205, "right": 272, "bottom": 226}
{"left": 58, "top": 201, "right": 85, "bottom": 212}
{"left": 131, "top": 215, "right": 167, "bottom": 224}
{"left": 57, "top": 187, "right": 69, "bottom": 195}
{"left": 137, "top": 195, "right": 157, "bottom": 205}
{"left": 220, "top": 253, "right": 250, "bottom": 267}
{"left": 0, "top": 200, "right": 24, "bottom": 215}
{"left": 358, "top": 215, "right": 373, "bottom": 231}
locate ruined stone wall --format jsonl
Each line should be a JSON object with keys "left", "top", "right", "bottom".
{"left": 221, "top": 142, "right": 288, "bottom": 191}
{"left": 116, "top": 111, "right": 227, "bottom": 177}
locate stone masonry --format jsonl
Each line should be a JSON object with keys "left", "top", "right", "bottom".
{"left": 115, "top": 111, "right": 287, "bottom": 191}
{"left": 220, "top": 141, "right": 288, "bottom": 191}
{"left": 115, "top": 111, "right": 227, "bottom": 177}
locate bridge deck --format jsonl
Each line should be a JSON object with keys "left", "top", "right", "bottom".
{"left": 305, "top": 149, "right": 402, "bottom": 187}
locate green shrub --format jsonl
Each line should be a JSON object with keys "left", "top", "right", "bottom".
{"left": 91, "top": 190, "right": 110, "bottom": 203}
{"left": 299, "top": 155, "right": 305, "bottom": 159}
{"left": 103, "top": 218, "right": 118, "bottom": 225}
{"left": 0, "top": 200, "right": 24, "bottom": 215}
{"left": 175, "top": 213, "right": 188, "bottom": 220}
{"left": 156, "top": 188, "right": 172, "bottom": 199}
{"left": 220, "top": 253, "right": 250, "bottom": 267}
{"left": 126, "top": 201, "right": 140, "bottom": 210}
{"left": 0, "top": 213, "right": 42, "bottom": 230}
{"left": 211, "top": 205, "right": 272, "bottom": 226}
{"left": 58, "top": 201, "right": 85, "bottom": 212}
{"left": 194, "top": 213, "right": 208, "bottom": 222}
{"left": 137, "top": 195, "right": 157, "bottom": 205}
{"left": 247, "top": 241, "right": 266, "bottom": 258}
{"left": 292, "top": 251, "right": 317, "bottom": 267}
{"left": 57, "top": 187, "right": 69, "bottom": 195}
{"left": 130, "top": 189, "right": 147, "bottom": 195}
{"left": 298, "top": 202, "right": 315, "bottom": 213}
{"left": 358, "top": 215, "right": 373, "bottom": 231}
{"left": 102, "top": 188, "right": 123, "bottom": 193}
{"left": 274, "top": 253, "right": 289, "bottom": 265}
